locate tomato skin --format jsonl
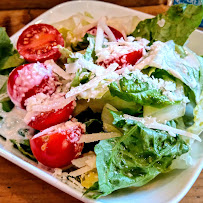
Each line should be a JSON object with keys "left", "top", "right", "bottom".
{"left": 30, "top": 122, "right": 85, "bottom": 168}
{"left": 7, "top": 63, "right": 57, "bottom": 108}
{"left": 17, "top": 24, "right": 64, "bottom": 62}
{"left": 108, "top": 26, "right": 124, "bottom": 40}
{"left": 28, "top": 101, "right": 75, "bottom": 131}
{"left": 87, "top": 26, "right": 124, "bottom": 40}
{"left": 99, "top": 49, "right": 143, "bottom": 69}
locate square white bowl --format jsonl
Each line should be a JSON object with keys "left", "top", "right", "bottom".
{"left": 0, "top": 1, "right": 202, "bottom": 203}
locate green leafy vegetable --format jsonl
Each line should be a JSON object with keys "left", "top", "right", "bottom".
{"left": 0, "top": 97, "right": 14, "bottom": 112}
{"left": 88, "top": 90, "right": 142, "bottom": 115}
{"left": 76, "top": 108, "right": 103, "bottom": 153}
{"left": 0, "top": 27, "right": 13, "bottom": 58}
{"left": 71, "top": 68, "right": 94, "bottom": 87}
{"left": 76, "top": 108, "right": 103, "bottom": 134}
{"left": 83, "top": 34, "right": 97, "bottom": 62}
{"left": 136, "top": 41, "right": 203, "bottom": 102}
{"left": 109, "top": 73, "right": 176, "bottom": 107}
{"left": 10, "top": 139, "right": 37, "bottom": 162}
{"left": 70, "top": 34, "right": 96, "bottom": 87}
{"left": 71, "top": 33, "right": 90, "bottom": 52}
{"left": 0, "top": 27, "right": 24, "bottom": 73}
{"left": 0, "top": 50, "right": 24, "bottom": 70}
{"left": 188, "top": 91, "right": 203, "bottom": 134}
{"left": 131, "top": 4, "right": 203, "bottom": 46}
{"left": 91, "top": 112, "right": 189, "bottom": 197}
{"left": 18, "top": 128, "right": 30, "bottom": 137}
{"left": 0, "top": 79, "right": 14, "bottom": 112}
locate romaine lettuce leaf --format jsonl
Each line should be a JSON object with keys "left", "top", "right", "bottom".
{"left": 71, "top": 33, "right": 90, "bottom": 52}
{"left": 109, "top": 73, "right": 178, "bottom": 107}
{"left": 0, "top": 28, "right": 24, "bottom": 72}
{"left": 131, "top": 4, "right": 203, "bottom": 46}
{"left": 0, "top": 77, "right": 14, "bottom": 112}
{"left": 83, "top": 34, "right": 97, "bottom": 62}
{"left": 71, "top": 68, "right": 94, "bottom": 87}
{"left": 70, "top": 34, "right": 96, "bottom": 87}
{"left": 188, "top": 91, "right": 203, "bottom": 135}
{"left": 10, "top": 139, "right": 37, "bottom": 162}
{"left": 88, "top": 90, "right": 142, "bottom": 115}
{"left": 93, "top": 111, "right": 189, "bottom": 197}
{"left": 135, "top": 40, "right": 203, "bottom": 102}
{"left": 53, "top": 12, "right": 94, "bottom": 48}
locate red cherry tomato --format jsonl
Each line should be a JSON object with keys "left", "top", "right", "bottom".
{"left": 30, "top": 121, "right": 85, "bottom": 168}
{"left": 7, "top": 63, "right": 57, "bottom": 108}
{"left": 87, "top": 26, "right": 124, "bottom": 40}
{"left": 17, "top": 24, "right": 64, "bottom": 62}
{"left": 99, "top": 49, "right": 143, "bottom": 69}
{"left": 28, "top": 101, "right": 75, "bottom": 131}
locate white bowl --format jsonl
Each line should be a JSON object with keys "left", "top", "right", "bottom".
{"left": 0, "top": 1, "right": 202, "bottom": 203}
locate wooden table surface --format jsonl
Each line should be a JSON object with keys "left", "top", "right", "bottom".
{"left": 0, "top": 1, "right": 202, "bottom": 202}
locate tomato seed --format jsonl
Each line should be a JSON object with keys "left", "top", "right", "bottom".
{"left": 37, "top": 50, "right": 42, "bottom": 55}
{"left": 42, "top": 27, "right": 47, "bottom": 32}
{"left": 23, "top": 41, "right": 29, "bottom": 45}
{"left": 26, "top": 34, "right": 32, "bottom": 38}
{"left": 53, "top": 42, "right": 57, "bottom": 46}
{"left": 41, "top": 143, "right": 47, "bottom": 151}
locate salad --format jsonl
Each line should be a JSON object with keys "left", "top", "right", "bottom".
{"left": 0, "top": 3, "right": 203, "bottom": 199}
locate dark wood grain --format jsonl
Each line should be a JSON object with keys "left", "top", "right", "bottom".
{"left": 0, "top": 156, "right": 202, "bottom": 203}
{"left": 0, "top": 157, "right": 82, "bottom": 203}
{"left": 0, "top": 0, "right": 167, "bottom": 10}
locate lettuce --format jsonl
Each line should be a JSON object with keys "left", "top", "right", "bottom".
{"left": 53, "top": 12, "right": 94, "bottom": 48}
{"left": 131, "top": 4, "right": 203, "bottom": 46}
{"left": 70, "top": 34, "right": 96, "bottom": 87}
{"left": 88, "top": 90, "right": 142, "bottom": 115}
{"left": 83, "top": 34, "right": 97, "bottom": 62}
{"left": 10, "top": 139, "right": 37, "bottom": 162}
{"left": 188, "top": 92, "right": 203, "bottom": 135}
{"left": 0, "top": 77, "right": 14, "bottom": 112}
{"left": 109, "top": 73, "right": 178, "bottom": 108}
{"left": 71, "top": 68, "right": 94, "bottom": 87}
{"left": 90, "top": 111, "right": 189, "bottom": 197}
{"left": 0, "top": 27, "right": 24, "bottom": 73}
{"left": 71, "top": 33, "right": 90, "bottom": 52}
{"left": 136, "top": 41, "right": 203, "bottom": 102}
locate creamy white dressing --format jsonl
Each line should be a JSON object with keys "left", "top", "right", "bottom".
{"left": 0, "top": 106, "right": 34, "bottom": 150}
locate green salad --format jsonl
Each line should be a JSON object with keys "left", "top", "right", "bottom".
{"left": 0, "top": 4, "right": 203, "bottom": 199}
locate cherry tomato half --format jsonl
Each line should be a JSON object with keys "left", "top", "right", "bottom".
{"left": 99, "top": 49, "right": 143, "bottom": 69}
{"left": 28, "top": 101, "right": 75, "bottom": 131}
{"left": 87, "top": 26, "right": 124, "bottom": 40}
{"left": 17, "top": 24, "right": 64, "bottom": 62}
{"left": 30, "top": 121, "right": 85, "bottom": 168}
{"left": 7, "top": 63, "right": 57, "bottom": 108}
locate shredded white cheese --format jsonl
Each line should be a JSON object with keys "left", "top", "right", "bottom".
{"left": 44, "top": 59, "right": 70, "bottom": 80}
{"left": 95, "top": 18, "right": 105, "bottom": 52}
{"left": 123, "top": 114, "right": 201, "bottom": 142}
{"left": 65, "top": 63, "right": 118, "bottom": 99}
{"left": 78, "top": 132, "right": 121, "bottom": 143}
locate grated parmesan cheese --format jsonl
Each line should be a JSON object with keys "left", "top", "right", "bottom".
{"left": 123, "top": 114, "right": 201, "bottom": 142}
{"left": 65, "top": 63, "right": 119, "bottom": 99}
{"left": 78, "top": 132, "right": 121, "bottom": 143}
{"left": 24, "top": 93, "right": 76, "bottom": 124}
{"left": 32, "top": 120, "right": 86, "bottom": 140}
{"left": 44, "top": 59, "right": 70, "bottom": 80}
